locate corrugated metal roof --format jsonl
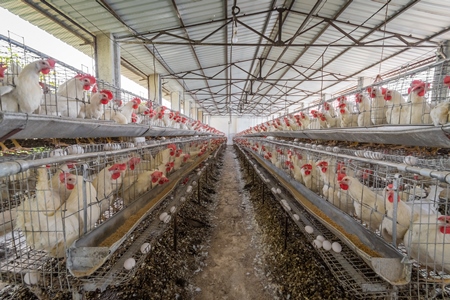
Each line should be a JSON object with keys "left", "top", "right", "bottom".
{"left": 1, "top": 0, "right": 449, "bottom": 116}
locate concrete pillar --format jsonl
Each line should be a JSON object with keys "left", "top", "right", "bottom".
{"left": 191, "top": 102, "right": 197, "bottom": 119}
{"left": 185, "top": 100, "right": 191, "bottom": 118}
{"left": 197, "top": 109, "right": 203, "bottom": 122}
{"left": 95, "top": 32, "right": 120, "bottom": 87}
{"left": 148, "top": 74, "right": 161, "bottom": 104}
{"left": 171, "top": 91, "right": 180, "bottom": 112}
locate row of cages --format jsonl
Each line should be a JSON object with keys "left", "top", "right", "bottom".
{"left": 235, "top": 137, "right": 450, "bottom": 296}
{"left": 0, "top": 34, "right": 219, "bottom": 134}
{"left": 240, "top": 59, "right": 450, "bottom": 134}
{"left": 0, "top": 136, "right": 226, "bottom": 290}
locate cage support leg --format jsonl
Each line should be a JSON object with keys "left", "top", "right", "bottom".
{"left": 284, "top": 216, "right": 288, "bottom": 251}
{"left": 262, "top": 184, "right": 265, "bottom": 204}
{"left": 173, "top": 214, "right": 178, "bottom": 252}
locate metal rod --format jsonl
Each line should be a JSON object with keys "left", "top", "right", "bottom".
{"left": 197, "top": 176, "right": 201, "bottom": 203}
{"left": 277, "top": 8, "right": 283, "bottom": 45}
{"left": 392, "top": 174, "right": 402, "bottom": 247}
{"left": 119, "top": 40, "right": 437, "bottom": 47}
{"left": 284, "top": 216, "right": 288, "bottom": 250}
{"left": 262, "top": 183, "right": 265, "bottom": 203}
{"left": 0, "top": 137, "right": 209, "bottom": 177}
{"left": 173, "top": 213, "right": 178, "bottom": 251}
{"left": 252, "top": 167, "right": 255, "bottom": 184}
{"left": 82, "top": 164, "right": 89, "bottom": 234}
{"left": 262, "top": 138, "right": 450, "bottom": 184}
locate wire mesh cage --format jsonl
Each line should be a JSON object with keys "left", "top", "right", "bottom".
{"left": 239, "top": 137, "right": 450, "bottom": 299}
{"left": 0, "top": 34, "right": 208, "bottom": 133}
{"left": 0, "top": 136, "right": 225, "bottom": 293}
{"left": 242, "top": 59, "right": 450, "bottom": 135}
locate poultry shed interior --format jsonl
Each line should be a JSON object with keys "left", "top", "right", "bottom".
{"left": 0, "top": 0, "right": 450, "bottom": 299}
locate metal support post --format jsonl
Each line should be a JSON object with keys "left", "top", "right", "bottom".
{"left": 262, "top": 184, "right": 265, "bottom": 204}
{"left": 284, "top": 216, "right": 289, "bottom": 250}
{"left": 173, "top": 213, "right": 178, "bottom": 251}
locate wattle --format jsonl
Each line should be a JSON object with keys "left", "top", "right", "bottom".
{"left": 339, "top": 183, "right": 349, "bottom": 190}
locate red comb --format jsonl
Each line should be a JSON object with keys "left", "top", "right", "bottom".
{"left": 100, "top": 89, "right": 114, "bottom": 100}
{"left": 337, "top": 173, "right": 346, "bottom": 181}
{"left": 131, "top": 112, "right": 138, "bottom": 123}
{"left": 128, "top": 157, "right": 141, "bottom": 165}
{"left": 108, "top": 163, "right": 127, "bottom": 172}
{"left": 302, "top": 164, "right": 313, "bottom": 170}
{"left": 437, "top": 215, "right": 450, "bottom": 222}
{"left": 132, "top": 97, "right": 142, "bottom": 104}
{"left": 46, "top": 58, "right": 56, "bottom": 68}
{"left": 59, "top": 171, "right": 69, "bottom": 183}
{"left": 0, "top": 64, "right": 6, "bottom": 77}
{"left": 444, "top": 75, "right": 450, "bottom": 87}
{"left": 83, "top": 74, "right": 96, "bottom": 85}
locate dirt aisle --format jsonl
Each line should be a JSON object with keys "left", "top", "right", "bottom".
{"left": 192, "top": 146, "right": 272, "bottom": 300}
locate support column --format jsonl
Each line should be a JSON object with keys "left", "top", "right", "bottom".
{"left": 148, "top": 74, "right": 161, "bottom": 104}
{"left": 197, "top": 109, "right": 203, "bottom": 122}
{"left": 95, "top": 32, "right": 120, "bottom": 87}
{"left": 185, "top": 100, "right": 191, "bottom": 118}
{"left": 191, "top": 101, "right": 197, "bottom": 119}
{"left": 171, "top": 91, "right": 181, "bottom": 112}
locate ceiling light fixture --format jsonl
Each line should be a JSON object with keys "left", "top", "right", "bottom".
{"left": 231, "top": 0, "right": 240, "bottom": 44}
{"left": 232, "top": 24, "right": 238, "bottom": 44}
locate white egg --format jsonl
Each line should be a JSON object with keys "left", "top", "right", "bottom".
{"left": 271, "top": 187, "right": 277, "bottom": 193}
{"left": 24, "top": 271, "right": 39, "bottom": 285}
{"left": 186, "top": 186, "right": 193, "bottom": 193}
{"left": 170, "top": 206, "right": 176, "bottom": 214}
{"left": 124, "top": 258, "right": 136, "bottom": 270}
{"left": 66, "top": 145, "right": 84, "bottom": 155}
{"left": 313, "top": 239, "right": 322, "bottom": 249}
{"left": 304, "top": 226, "right": 314, "bottom": 234}
{"left": 180, "top": 197, "right": 186, "bottom": 202}
{"left": 159, "top": 212, "right": 168, "bottom": 221}
{"left": 332, "top": 242, "right": 342, "bottom": 253}
{"left": 140, "top": 243, "right": 151, "bottom": 254}
{"left": 316, "top": 235, "right": 325, "bottom": 242}
{"left": 163, "top": 215, "right": 172, "bottom": 223}
{"left": 276, "top": 188, "right": 281, "bottom": 194}
{"left": 404, "top": 155, "right": 418, "bottom": 166}
{"left": 332, "top": 146, "right": 340, "bottom": 153}
{"left": 322, "top": 240, "right": 332, "bottom": 251}
{"left": 293, "top": 214, "right": 300, "bottom": 221}
{"left": 50, "top": 149, "right": 66, "bottom": 157}
{"left": 192, "top": 181, "right": 198, "bottom": 186}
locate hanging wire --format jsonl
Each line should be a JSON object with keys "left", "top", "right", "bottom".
{"left": 152, "top": 44, "right": 157, "bottom": 104}
{"left": 378, "top": 1, "right": 390, "bottom": 76}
